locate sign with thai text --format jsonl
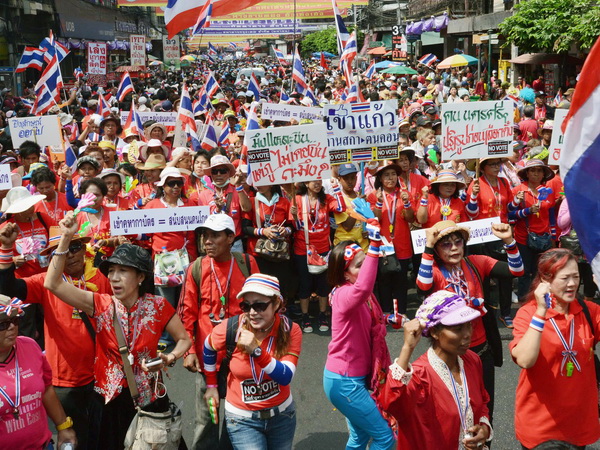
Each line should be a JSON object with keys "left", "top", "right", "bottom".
{"left": 549, "top": 109, "right": 568, "bottom": 165}
{"left": 119, "top": 111, "right": 178, "bottom": 126}
{"left": 87, "top": 42, "right": 107, "bottom": 75}
{"left": 260, "top": 103, "right": 323, "bottom": 122}
{"left": 109, "top": 206, "right": 210, "bottom": 235}
{"left": 0, "top": 165, "right": 11, "bottom": 190}
{"left": 246, "top": 123, "right": 331, "bottom": 186}
{"left": 9, "top": 115, "right": 63, "bottom": 150}
{"left": 130, "top": 35, "right": 146, "bottom": 67}
{"left": 163, "top": 36, "right": 180, "bottom": 66}
{"left": 441, "top": 101, "right": 514, "bottom": 161}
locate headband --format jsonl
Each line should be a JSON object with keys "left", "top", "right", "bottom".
{"left": 344, "top": 244, "right": 363, "bottom": 269}
{"left": 0, "top": 298, "right": 29, "bottom": 318}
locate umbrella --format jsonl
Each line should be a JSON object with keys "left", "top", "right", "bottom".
{"left": 149, "top": 61, "right": 163, "bottom": 66}
{"left": 180, "top": 55, "right": 196, "bottom": 62}
{"left": 367, "top": 47, "right": 387, "bottom": 56}
{"left": 436, "top": 54, "right": 478, "bottom": 69}
{"left": 381, "top": 66, "right": 418, "bottom": 75}
{"left": 374, "top": 61, "right": 402, "bottom": 69}
{"left": 312, "top": 51, "right": 336, "bottom": 58}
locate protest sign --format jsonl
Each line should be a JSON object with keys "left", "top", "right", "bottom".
{"left": 87, "top": 42, "right": 107, "bottom": 75}
{"left": 548, "top": 109, "right": 568, "bottom": 165}
{"left": 9, "top": 115, "right": 64, "bottom": 151}
{"left": 246, "top": 123, "right": 331, "bottom": 186}
{"left": 119, "top": 111, "right": 177, "bottom": 126}
{"left": 110, "top": 206, "right": 210, "bottom": 236}
{"left": 410, "top": 217, "right": 501, "bottom": 254}
{"left": 260, "top": 103, "right": 323, "bottom": 122}
{"left": 0, "top": 165, "right": 12, "bottom": 190}
{"left": 162, "top": 36, "right": 180, "bottom": 67}
{"left": 441, "top": 101, "right": 514, "bottom": 161}
{"left": 324, "top": 100, "right": 399, "bottom": 165}
{"left": 130, "top": 35, "right": 146, "bottom": 67}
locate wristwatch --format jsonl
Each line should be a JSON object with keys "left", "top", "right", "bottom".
{"left": 251, "top": 347, "right": 262, "bottom": 358}
{"left": 56, "top": 416, "right": 73, "bottom": 431}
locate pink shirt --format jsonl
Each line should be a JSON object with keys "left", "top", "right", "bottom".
{"left": 0, "top": 336, "right": 52, "bottom": 449}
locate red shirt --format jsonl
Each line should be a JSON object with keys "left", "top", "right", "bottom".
{"left": 400, "top": 172, "right": 430, "bottom": 206}
{"left": 130, "top": 183, "right": 156, "bottom": 207}
{"left": 92, "top": 293, "right": 175, "bottom": 407}
{"left": 291, "top": 193, "right": 344, "bottom": 255}
{"left": 195, "top": 185, "right": 244, "bottom": 237}
{"left": 420, "top": 195, "right": 466, "bottom": 229}
{"left": 179, "top": 255, "right": 259, "bottom": 359}
{"left": 367, "top": 189, "right": 413, "bottom": 259}
{"left": 510, "top": 300, "right": 600, "bottom": 448}
{"left": 511, "top": 183, "right": 556, "bottom": 245}
{"left": 519, "top": 118, "right": 539, "bottom": 142}
{"left": 2, "top": 217, "right": 49, "bottom": 278}
{"left": 34, "top": 192, "right": 72, "bottom": 226}
{"left": 244, "top": 195, "right": 291, "bottom": 256}
{"left": 467, "top": 176, "right": 514, "bottom": 223}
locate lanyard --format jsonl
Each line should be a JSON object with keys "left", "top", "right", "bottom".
{"left": 549, "top": 317, "right": 581, "bottom": 376}
{"left": 17, "top": 219, "right": 35, "bottom": 240}
{"left": 304, "top": 196, "right": 320, "bottom": 231}
{"left": 483, "top": 175, "right": 502, "bottom": 215}
{"left": 41, "top": 195, "right": 59, "bottom": 220}
{"left": 444, "top": 361, "right": 470, "bottom": 434}
{"left": 250, "top": 336, "right": 275, "bottom": 385}
{"left": 86, "top": 208, "right": 104, "bottom": 236}
{"left": 0, "top": 353, "right": 21, "bottom": 419}
{"left": 382, "top": 190, "right": 398, "bottom": 237}
{"left": 211, "top": 257, "right": 235, "bottom": 306}
{"left": 260, "top": 202, "right": 277, "bottom": 227}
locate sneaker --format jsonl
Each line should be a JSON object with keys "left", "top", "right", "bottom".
{"left": 302, "top": 314, "right": 313, "bottom": 333}
{"left": 318, "top": 313, "right": 330, "bottom": 332}
{"left": 512, "top": 292, "right": 519, "bottom": 304}
{"left": 500, "top": 316, "right": 514, "bottom": 329}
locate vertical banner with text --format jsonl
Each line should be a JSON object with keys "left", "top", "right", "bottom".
{"left": 548, "top": 109, "right": 568, "bottom": 165}
{"left": 87, "top": 42, "right": 107, "bottom": 75}
{"left": 130, "top": 35, "right": 146, "bottom": 67}
{"left": 391, "top": 25, "right": 407, "bottom": 61}
{"left": 162, "top": 36, "right": 180, "bottom": 68}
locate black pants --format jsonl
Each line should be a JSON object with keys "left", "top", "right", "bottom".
{"left": 376, "top": 258, "right": 410, "bottom": 314}
{"left": 55, "top": 382, "right": 102, "bottom": 450}
{"left": 471, "top": 341, "right": 495, "bottom": 423}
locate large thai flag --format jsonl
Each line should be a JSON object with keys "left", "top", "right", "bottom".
{"left": 201, "top": 119, "right": 218, "bottom": 150}
{"left": 40, "top": 31, "right": 70, "bottom": 64}
{"left": 418, "top": 53, "right": 438, "bottom": 67}
{"left": 116, "top": 72, "right": 135, "bottom": 102}
{"left": 272, "top": 46, "right": 287, "bottom": 65}
{"left": 16, "top": 47, "right": 45, "bottom": 73}
{"left": 331, "top": 0, "right": 349, "bottom": 54}
{"left": 204, "top": 71, "right": 220, "bottom": 97}
{"left": 305, "top": 87, "right": 318, "bottom": 106}
{"left": 292, "top": 46, "right": 308, "bottom": 94}
{"left": 64, "top": 142, "right": 79, "bottom": 173}
{"left": 247, "top": 73, "right": 261, "bottom": 99}
{"left": 34, "top": 54, "right": 63, "bottom": 103}
{"left": 363, "top": 61, "right": 376, "bottom": 79}
{"left": 560, "top": 37, "right": 600, "bottom": 278}
{"left": 192, "top": 0, "right": 212, "bottom": 35}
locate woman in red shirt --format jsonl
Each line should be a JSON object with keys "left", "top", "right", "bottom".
{"left": 98, "top": 169, "right": 132, "bottom": 211}
{"left": 291, "top": 180, "right": 344, "bottom": 334}
{"left": 509, "top": 159, "right": 556, "bottom": 301}
{"left": 417, "top": 170, "right": 466, "bottom": 228}
{"left": 396, "top": 147, "right": 430, "bottom": 206}
{"left": 132, "top": 154, "right": 166, "bottom": 209}
{"left": 511, "top": 249, "right": 600, "bottom": 449}
{"left": 367, "top": 163, "right": 414, "bottom": 315}
{"left": 31, "top": 166, "right": 72, "bottom": 226}
{"left": 44, "top": 217, "right": 191, "bottom": 450}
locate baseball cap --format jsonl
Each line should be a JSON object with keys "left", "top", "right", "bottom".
{"left": 338, "top": 163, "right": 359, "bottom": 177}
{"left": 201, "top": 213, "right": 235, "bottom": 233}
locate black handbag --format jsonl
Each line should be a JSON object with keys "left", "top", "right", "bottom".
{"left": 525, "top": 216, "right": 553, "bottom": 252}
{"left": 378, "top": 247, "right": 401, "bottom": 275}
{"left": 217, "top": 315, "right": 239, "bottom": 399}
{"left": 254, "top": 197, "right": 290, "bottom": 262}
{"left": 560, "top": 230, "right": 583, "bottom": 255}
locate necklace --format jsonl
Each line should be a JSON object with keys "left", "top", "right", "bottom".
{"left": 210, "top": 257, "right": 235, "bottom": 319}
{"left": 382, "top": 189, "right": 398, "bottom": 237}
{"left": 0, "top": 352, "right": 21, "bottom": 419}
{"left": 440, "top": 196, "right": 452, "bottom": 219}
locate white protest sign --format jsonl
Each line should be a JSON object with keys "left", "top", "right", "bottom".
{"left": 324, "top": 100, "right": 399, "bottom": 164}
{"left": 87, "top": 42, "right": 107, "bottom": 75}
{"left": 130, "top": 35, "right": 146, "bottom": 67}
{"left": 163, "top": 36, "right": 180, "bottom": 65}
{"left": 0, "top": 165, "right": 12, "bottom": 190}
{"left": 410, "top": 217, "right": 501, "bottom": 254}
{"left": 441, "top": 101, "right": 514, "bottom": 161}
{"left": 548, "top": 109, "right": 568, "bottom": 165}
{"left": 110, "top": 206, "right": 210, "bottom": 236}
{"left": 119, "top": 111, "right": 177, "bottom": 126}
{"left": 260, "top": 103, "right": 323, "bottom": 122}
{"left": 9, "top": 115, "right": 64, "bottom": 149}
{"left": 246, "top": 122, "right": 331, "bottom": 186}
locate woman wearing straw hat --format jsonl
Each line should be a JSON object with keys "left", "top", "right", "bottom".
{"left": 138, "top": 139, "right": 170, "bottom": 163}
{"left": 417, "top": 170, "right": 467, "bottom": 229}
{"left": 377, "top": 290, "right": 492, "bottom": 449}
{"left": 203, "top": 274, "right": 302, "bottom": 450}
{"left": 131, "top": 154, "right": 167, "bottom": 208}
{"left": 509, "top": 159, "right": 557, "bottom": 301}
{"left": 0, "top": 295, "right": 78, "bottom": 449}
{"left": 44, "top": 213, "right": 191, "bottom": 450}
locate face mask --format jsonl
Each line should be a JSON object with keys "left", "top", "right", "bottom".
{"left": 213, "top": 179, "right": 230, "bottom": 189}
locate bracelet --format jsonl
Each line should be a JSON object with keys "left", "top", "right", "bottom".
{"left": 56, "top": 416, "right": 73, "bottom": 431}
{"left": 256, "top": 228, "right": 263, "bottom": 236}
{"left": 420, "top": 199, "right": 428, "bottom": 207}
{"left": 235, "top": 185, "right": 244, "bottom": 192}
{"left": 168, "top": 353, "right": 177, "bottom": 367}
{"left": 503, "top": 239, "right": 517, "bottom": 249}
{"left": 529, "top": 315, "right": 545, "bottom": 332}
{"left": 207, "top": 384, "right": 218, "bottom": 389}
{"left": 52, "top": 249, "right": 69, "bottom": 257}
{"left": 470, "top": 194, "right": 478, "bottom": 201}
{"left": 375, "top": 201, "right": 383, "bottom": 209}
{"left": 403, "top": 202, "right": 412, "bottom": 209}
{"left": 0, "top": 247, "right": 13, "bottom": 264}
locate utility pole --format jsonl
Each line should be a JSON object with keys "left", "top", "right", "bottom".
{"left": 487, "top": 28, "right": 492, "bottom": 94}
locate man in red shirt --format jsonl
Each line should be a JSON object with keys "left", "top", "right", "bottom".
{"left": 179, "top": 214, "right": 258, "bottom": 450}
{"left": 0, "top": 224, "right": 111, "bottom": 450}
{"left": 519, "top": 105, "right": 539, "bottom": 142}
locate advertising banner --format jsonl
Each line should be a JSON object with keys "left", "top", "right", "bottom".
{"left": 87, "top": 42, "right": 107, "bottom": 75}
{"left": 130, "top": 35, "right": 146, "bottom": 67}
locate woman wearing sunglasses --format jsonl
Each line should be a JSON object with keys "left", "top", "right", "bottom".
{"left": 203, "top": 274, "right": 302, "bottom": 450}
{"left": 416, "top": 220, "right": 524, "bottom": 429}
{"left": 0, "top": 295, "right": 77, "bottom": 449}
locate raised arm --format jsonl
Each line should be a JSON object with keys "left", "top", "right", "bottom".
{"left": 43, "top": 212, "right": 94, "bottom": 316}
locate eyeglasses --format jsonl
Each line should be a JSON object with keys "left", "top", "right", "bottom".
{"left": 165, "top": 179, "right": 184, "bottom": 188}
{"left": 211, "top": 168, "right": 230, "bottom": 175}
{"left": 437, "top": 238, "right": 464, "bottom": 251}
{"left": 485, "top": 161, "right": 502, "bottom": 167}
{"left": 239, "top": 301, "right": 272, "bottom": 313}
{"left": 68, "top": 241, "right": 84, "bottom": 254}
{"left": 0, "top": 317, "right": 19, "bottom": 332}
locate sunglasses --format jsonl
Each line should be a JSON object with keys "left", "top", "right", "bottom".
{"left": 239, "top": 301, "right": 272, "bottom": 313}
{"left": 0, "top": 316, "right": 19, "bottom": 332}
{"left": 437, "top": 238, "right": 465, "bottom": 251}
{"left": 165, "top": 179, "right": 184, "bottom": 188}
{"left": 211, "top": 168, "right": 230, "bottom": 175}
{"left": 68, "top": 241, "right": 85, "bottom": 254}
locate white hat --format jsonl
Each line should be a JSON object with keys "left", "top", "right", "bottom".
{"left": 156, "top": 167, "right": 185, "bottom": 186}
{"left": 236, "top": 273, "right": 282, "bottom": 300}
{"left": 139, "top": 139, "right": 169, "bottom": 161}
{"left": 171, "top": 147, "right": 190, "bottom": 160}
{"left": 201, "top": 213, "right": 235, "bottom": 233}
{"left": 97, "top": 168, "right": 125, "bottom": 185}
{"left": 1, "top": 187, "right": 46, "bottom": 214}
{"left": 208, "top": 155, "right": 235, "bottom": 177}
{"left": 138, "top": 96, "right": 148, "bottom": 104}
{"left": 58, "top": 113, "right": 74, "bottom": 126}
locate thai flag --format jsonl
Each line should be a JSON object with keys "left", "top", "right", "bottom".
{"left": 229, "top": 42, "right": 237, "bottom": 50}
{"left": 204, "top": 71, "right": 220, "bottom": 97}
{"left": 351, "top": 102, "right": 370, "bottom": 113}
{"left": 64, "top": 142, "right": 79, "bottom": 172}
{"left": 208, "top": 42, "right": 218, "bottom": 56}
{"left": 345, "top": 83, "right": 358, "bottom": 104}
{"left": 31, "top": 83, "right": 58, "bottom": 116}
{"left": 351, "top": 149, "right": 373, "bottom": 161}
{"left": 40, "top": 31, "right": 70, "bottom": 64}
{"left": 363, "top": 61, "right": 376, "bottom": 79}
{"left": 116, "top": 71, "right": 135, "bottom": 102}
{"left": 272, "top": 46, "right": 287, "bottom": 65}
{"left": 201, "top": 119, "right": 218, "bottom": 150}
{"left": 292, "top": 45, "right": 308, "bottom": 93}
{"left": 305, "top": 87, "right": 318, "bottom": 106}
{"left": 73, "top": 67, "right": 84, "bottom": 79}
{"left": 331, "top": 0, "right": 349, "bottom": 54}
{"left": 192, "top": 0, "right": 212, "bottom": 35}
{"left": 247, "top": 73, "right": 261, "bottom": 100}
{"left": 340, "top": 31, "right": 357, "bottom": 86}
{"left": 16, "top": 47, "right": 45, "bottom": 73}
{"left": 241, "top": 104, "right": 260, "bottom": 182}
{"left": 218, "top": 125, "right": 230, "bottom": 146}
{"left": 123, "top": 104, "right": 145, "bottom": 141}
{"left": 34, "top": 54, "right": 63, "bottom": 103}
{"left": 178, "top": 83, "right": 197, "bottom": 134}
{"left": 96, "top": 94, "right": 112, "bottom": 118}
{"left": 20, "top": 98, "right": 34, "bottom": 110}
{"left": 280, "top": 90, "right": 289, "bottom": 102}
{"left": 559, "top": 37, "right": 600, "bottom": 279}
{"left": 554, "top": 89, "right": 563, "bottom": 107}
{"left": 418, "top": 53, "right": 438, "bottom": 67}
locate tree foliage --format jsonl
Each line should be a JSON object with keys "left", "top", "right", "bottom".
{"left": 300, "top": 27, "right": 364, "bottom": 58}
{"left": 499, "top": 0, "right": 600, "bottom": 53}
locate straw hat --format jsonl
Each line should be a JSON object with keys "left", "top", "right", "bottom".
{"left": 516, "top": 159, "right": 555, "bottom": 182}
{"left": 0, "top": 187, "right": 45, "bottom": 214}
{"left": 135, "top": 153, "right": 167, "bottom": 171}
{"left": 97, "top": 168, "right": 126, "bottom": 185}
{"left": 428, "top": 220, "right": 470, "bottom": 246}
{"left": 143, "top": 122, "right": 167, "bottom": 141}
{"left": 430, "top": 170, "right": 466, "bottom": 190}
{"left": 40, "top": 226, "right": 92, "bottom": 256}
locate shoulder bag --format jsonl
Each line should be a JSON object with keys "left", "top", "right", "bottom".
{"left": 253, "top": 197, "right": 290, "bottom": 262}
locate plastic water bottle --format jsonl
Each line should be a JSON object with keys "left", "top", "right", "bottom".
{"left": 61, "top": 444, "right": 75, "bottom": 450}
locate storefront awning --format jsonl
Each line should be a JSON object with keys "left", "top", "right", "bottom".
{"left": 509, "top": 53, "right": 584, "bottom": 65}
{"left": 367, "top": 46, "right": 388, "bottom": 55}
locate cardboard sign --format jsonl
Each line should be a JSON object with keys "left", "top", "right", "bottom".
{"left": 162, "top": 36, "right": 180, "bottom": 66}
{"left": 548, "top": 109, "right": 568, "bottom": 165}
{"left": 246, "top": 122, "right": 331, "bottom": 186}
{"left": 324, "top": 100, "right": 399, "bottom": 165}
{"left": 9, "top": 115, "right": 64, "bottom": 151}
{"left": 130, "top": 35, "right": 146, "bottom": 67}
{"left": 0, "top": 165, "right": 12, "bottom": 190}
{"left": 87, "top": 42, "right": 107, "bottom": 75}
{"left": 441, "top": 101, "right": 514, "bottom": 161}
{"left": 260, "top": 103, "right": 323, "bottom": 122}
{"left": 410, "top": 217, "right": 501, "bottom": 254}
{"left": 110, "top": 206, "right": 210, "bottom": 236}
{"left": 119, "top": 111, "right": 177, "bottom": 126}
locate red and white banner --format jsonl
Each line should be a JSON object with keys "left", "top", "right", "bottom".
{"left": 130, "top": 35, "right": 146, "bottom": 67}
{"left": 87, "top": 42, "right": 107, "bottom": 75}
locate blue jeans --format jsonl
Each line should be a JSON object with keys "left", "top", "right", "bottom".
{"left": 225, "top": 401, "right": 296, "bottom": 450}
{"left": 323, "top": 369, "right": 395, "bottom": 450}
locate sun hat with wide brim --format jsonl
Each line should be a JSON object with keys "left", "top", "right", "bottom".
{"left": 236, "top": 273, "right": 282, "bottom": 300}
{"left": 99, "top": 116, "right": 123, "bottom": 135}
{"left": 143, "top": 122, "right": 167, "bottom": 141}
{"left": 40, "top": 226, "right": 92, "bottom": 256}
{"left": 97, "top": 168, "right": 126, "bottom": 185}
{"left": 516, "top": 158, "right": 555, "bottom": 182}
{"left": 1, "top": 187, "right": 46, "bottom": 214}
{"left": 156, "top": 167, "right": 186, "bottom": 187}
{"left": 135, "top": 153, "right": 167, "bottom": 171}
{"left": 415, "top": 290, "right": 482, "bottom": 336}
{"left": 139, "top": 139, "right": 170, "bottom": 162}
{"left": 99, "top": 244, "right": 153, "bottom": 277}
{"left": 430, "top": 170, "right": 467, "bottom": 190}
{"left": 429, "top": 220, "right": 470, "bottom": 246}
{"left": 476, "top": 156, "right": 508, "bottom": 173}
{"left": 207, "top": 155, "right": 236, "bottom": 178}
{"left": 375, "top": 162, "right": 402, "bottom": 177}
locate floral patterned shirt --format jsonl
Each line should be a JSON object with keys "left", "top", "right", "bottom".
{"left": 92, "top": 293, "right": 175, "bottom": 407}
